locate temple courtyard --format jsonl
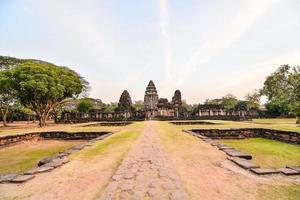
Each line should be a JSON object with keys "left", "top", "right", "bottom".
{"left": 0, "top": 119, "right": 299, "bottom": 200}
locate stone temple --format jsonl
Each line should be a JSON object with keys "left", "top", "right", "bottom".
{"left": 61, "top": 80, "right": 257, "bottom": 122}
{"left": 144, "top": 80, "right": 159, "bottom": 119}
{"left": 143, "top": 80, "right": 186, "bottom": 119}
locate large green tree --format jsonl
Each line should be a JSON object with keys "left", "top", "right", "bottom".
{"left": 77, "top": 98, "right": 94, "bottom": 113}
{"left": 245, "top": 90, "right": 260, "bottom": 109}
{"left": 133, "top": 100, "right": 144, "bottom": 111}
{"left": 221, "top": 94, "right": 238, "bottom": 111}
{"left": 102, "top": 102, "right": 118, "bottom": 113}
{"left": 0, "top": 70, "right": 16, "bottom": 126}
{"left": 261, "top": 65, "right": 300, "bottom": 124}
{"left": 11, "top": 61, "right": 88, "bottom": 127}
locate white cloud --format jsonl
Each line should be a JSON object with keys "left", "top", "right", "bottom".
{"left": 177, "top": 0, "right": 279, "bottom": 85}
{"left": 157, "top": 0, "right": 172, "bottom": 82}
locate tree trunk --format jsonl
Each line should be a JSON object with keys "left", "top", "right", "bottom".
{"left": 1, "top": 106, "right": 9, "bottom": 127}
{"left": 297, "top": 116, "right": 300, "bottom": 126}
{"left": 2, "top": 113, "right": 7, "bottom": 127}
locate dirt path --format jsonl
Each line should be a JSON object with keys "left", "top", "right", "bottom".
{"left": 99, "top": 121, "right": 189, "bottom": 200}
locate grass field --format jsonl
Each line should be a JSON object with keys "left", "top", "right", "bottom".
{"left": 0, "top": 140, "right": 82, "bottom": 174}
{"left": 171, "top": 118, "right": 300, "bottom": 133}
{"left": 221, "top": 138, "right": 300, "bottom": 168}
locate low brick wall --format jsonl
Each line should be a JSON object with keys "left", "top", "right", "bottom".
{"left": 0, "top": 131, "right": 112, "bottom": 147}
{"left": 83, "top": 122, "right": 133, "bottom": 127}
{"left": 190, "top": 128, "right": 300, "bottom": 144}
{"left": 170, "top": 121, "right": 217, "bottom": 125}
{"left": 158, "top": 115, "right": 251, "bottom": 121}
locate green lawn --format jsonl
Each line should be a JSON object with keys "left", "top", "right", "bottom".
{"left": 258, "top": 183, "right": 300, "bottom": 200}
{"left": 73, "top": 122, "right": 143, "bottom": 159}
{"left": 221, "top": 138, "right": 300, "bottom": 168}
{"left": 0, "top": 140, "right": 81, "bottom": 174}
{"left": 170, "top": 118, "right": 300, "bottom": 133}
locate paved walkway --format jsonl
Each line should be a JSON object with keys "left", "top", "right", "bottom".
{"left": 99, "top": 121, "right": 189, "bottom": 200}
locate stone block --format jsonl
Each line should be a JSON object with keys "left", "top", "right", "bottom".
{"left": 38, "top": 155, "right": 59, "bottom": 166}
{"left": 210, "top": 141, "right": 219, "bottom": 146}
{"left": 63, "top": 149, "right": 79, "bottom": 154}
{"left": 287, "top": 166, "right": 300, "bottom": 172}
{"left": 217, "top": 144, "right": 234, "bottom": 150}
{"left": 228, "top": 157, "right": 259, "bottom": 169}
{"left": 24, "top": 166, "right": 54, "bottom": 175}
{"left": 203, "top": 139, "right": 213, "bottom": 143}
{"left": 44, "top": 159, "right": 65, "bottom": 168}
{"left": 222, "top": 149, "right": 252, "bottom": 160}
{"left": 279, "top": 168, "right": 300, "bottom": 175}
{"left": 250, "top": 168, "right": 280, "bottom": 175}
{"left": 11, "top": 175, "right": 35, "bottom": 183}
{"left": 0, "top": 173, "right": 18, "bottom": 183}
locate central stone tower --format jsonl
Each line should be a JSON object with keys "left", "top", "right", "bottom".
{"left": 144, "top": 80, "right": 159, "bottom": 119}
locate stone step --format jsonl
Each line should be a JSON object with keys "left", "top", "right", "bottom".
{"left": 44, "top": 159, "right": 67, "bottom": 168}
{"left": 11, "top": 175, "right": 35, "bottom": 183}
{"left": 24, "top": 166, "right": 54, "bottom": 175}
{"left": 0, "top": 173, "right": 18, "bottom": 183}
{"left": 228, "top": 157, "right": 259, "bottom": 169}
{"left": 250, "top": 168, "right": 280, "bottom": 175}
{"left": 222, "top": 149, "right": 252, "bottom": 160}
{"left": 210, "top": 141, "right": 219, "bottom": 146}
{"left": 217, "top": 144, "right": 234, "bottom": 150}
{"left": 203, "top": 139, "right": 213, "bottom": 143}
{"left": 286, "top": 166, "right": 300, "bottom": 172}
{"left": 279, "top": 168, "right": 300, "bottom": 175}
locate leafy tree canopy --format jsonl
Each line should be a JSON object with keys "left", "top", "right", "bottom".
{"left": 77, "top": 98, "right": 94, "bottom": 113}
{"left": 10, "top": 60, "right": 88, "bottom": 126}
{"left": 133, "top": 100, "right": 144, "bottom": 111}
{"left": 0, "top": 69, "right": 16, "bottom": 126}
{"left": 261, "top": 65, "right": 300, "bottom": 117}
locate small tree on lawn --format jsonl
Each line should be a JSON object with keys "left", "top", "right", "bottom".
{"left": 11, "top": 61, "right": 88, "bottom": 127}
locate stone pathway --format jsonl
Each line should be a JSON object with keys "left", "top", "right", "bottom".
{"left": 99, "top": 121, "right": 189, "bottom": 200}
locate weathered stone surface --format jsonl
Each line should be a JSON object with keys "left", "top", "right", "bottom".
{"left": 57, "top": 153, "right": 68, "bottom": 157}
{"left": 99, "top": 121, "right": 188, "bottom": 199}
{"left": 38, "top": 156, "right": 59, "bottom": 166}
{"left": 120, "top": 183, "right": 133, "bottom": 191}
{"left": 44, "top": 159, "right": 65, "bottom": 168}
{"left": 72, "top": 144, "right": 86, "bottom": 150}
{"left": 162, "top": 182, "right": 177, "bottom": 190}
{"left": 250, "top": 168, "right": 280, "bottom": 175}
{"left": 63, "top": 149, "right": 79, "bottom": 154}
{"left": 124, "top": 172, "right": 135, "bottom": 179}
{"left": 11, "top": 175, "right": 35, "bottom": 183}
{"left": 112, "top": 174, "right": 122, "bottom": 181}
{"left": 279, "top": 168, "right": 300, "bottom": 175}
{"left": 170, "top": 190, "right": 189, "bottom": 200}
{"left": 287, "top": 166, "right": 300, "bottom": 172}
{"left": 210, "top": 141, "right": 219, "bottom": 146}
{"left": 147, "top": 188, "right": 157, "bottom": 197}
{"left": 228, "top": 157, "right": 259, "bottom": 169}
{"left": 203, "top": 139, "right": 213, "bottom": 143}
{"left": 0, "top": 173, "right": 18, "bottom": 183}
{"left": 222, "top": 149, "right": 252, "bottom": 160}
{"left": 217, "top": 144, "right": 234, "bottom": 150}
{"left": 24, "top": 166, "right": 54, "bottom": 175}
{"left": 189, "top": 128, "right": 300, "bottom": 145}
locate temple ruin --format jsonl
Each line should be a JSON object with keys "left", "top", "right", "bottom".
{"left": 61, "top": 80, "right": 256, "bottom": 122}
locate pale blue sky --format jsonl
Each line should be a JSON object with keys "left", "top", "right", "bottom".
{"left": 0, "top": 0, "right": 299, "bottom": 103}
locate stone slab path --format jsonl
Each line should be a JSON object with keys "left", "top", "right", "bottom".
{"left": 99, "top": 121, "right": 189, "bottom": 200}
